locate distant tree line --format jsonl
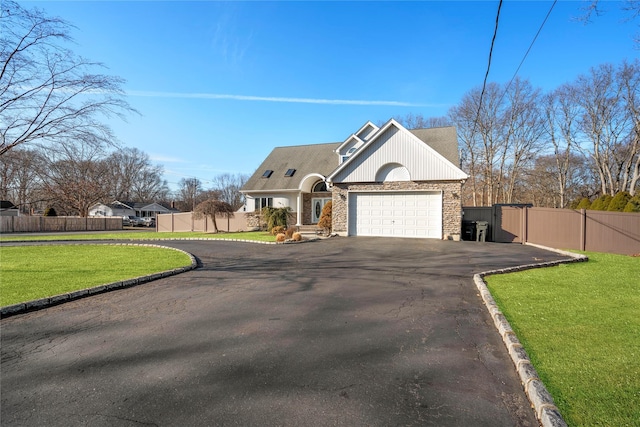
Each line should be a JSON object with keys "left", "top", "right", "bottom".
{"left": 0, "top": 144, "right": 249, "bottom": 216}
{"left": 394, "top": 59, "right": 640, "bottom": 210}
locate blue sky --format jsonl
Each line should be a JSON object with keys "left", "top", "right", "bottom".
{"left": 27, "top": 1, "right": 638, "bottom": 190}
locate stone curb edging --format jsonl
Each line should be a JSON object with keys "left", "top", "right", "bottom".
{"left": 474, "top": 244, "right": 588, "bottom": 427}
{"left": 0, "top": 243, "right": 199, "bottom": 318}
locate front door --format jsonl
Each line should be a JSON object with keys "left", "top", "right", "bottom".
{"left": 312, "top": 198, "right": 331, "bottom": 223}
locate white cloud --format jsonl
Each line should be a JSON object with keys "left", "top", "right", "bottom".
{"left": 150, "top": 155, "right": 186, "bottom": 163}
{"left": 126, "top": 90, "right": 434, "bottom": 107}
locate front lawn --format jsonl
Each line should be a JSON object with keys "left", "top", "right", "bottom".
{"left": 485, "top": 252, "right": 640, "bottom": 426}
{"left": 0, "top": 245, "right": 193, "bottom": 306}
{"left": 0, "top": 230, "right": 274, "bottom": 242}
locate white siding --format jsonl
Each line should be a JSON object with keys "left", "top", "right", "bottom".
{"left": 333, "top": 126, "right": 467, "bottom": 183}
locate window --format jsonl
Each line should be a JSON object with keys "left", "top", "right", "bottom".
{"left": 284, "top": 168, "right": 296, "bottom": 177}
{"left": 312, "top": 181, "right": 328, "bottom": 192}
{"left": 262, "top": 170, "right": 273, "bottom": 178}
{"left": 254, "top": 197, "right": 273, "bottom": 210}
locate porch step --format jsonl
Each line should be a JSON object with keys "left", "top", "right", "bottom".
{"left": 295, "top": 225, "right": 325, "bottom": 236}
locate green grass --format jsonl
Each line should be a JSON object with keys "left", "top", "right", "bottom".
{"left": 0, "top": 245, "right": 193, "bottom": 306}
{"left": 0, "top": 230, "right": 274, "bottom": 242}
{"left": 485, "top": 252, "right": 640, "bottom": 426}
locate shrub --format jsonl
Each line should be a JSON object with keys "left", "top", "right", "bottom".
{"left": 271, "top": 225, "right": 285, "bottom": 236}
{"left": 275, "top": 233, "right": 286, "bottom": 243}
{"left": 285, "top": 227, "right": 296, "bottom": 238}
{"left": 623, "top": 194, "right": 640, "bottom": 212}
{"left": 590, "top": 194, "right": 612, "bottom": 211}
{"left": 262, "top": 207, "right": 292, "bottom": 233}
{"left": 292, "top": 232, "right": 302, "bottom": 241}
{"left": 607, "top": 192, "right": 631, "bottom": 212}
{"left": 317, "top": 201, "right": 332, "bottom": 232}
{"left": 575, "top": 197, "right": 591, "bottom": 210}
{"left": 44, "top": 207, "right": 57, "bottom": 216}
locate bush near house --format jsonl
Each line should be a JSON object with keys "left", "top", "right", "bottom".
{"left": 317, "top": 201, "right": 332, "bottom": 233}
{"left": 271, "top": 225, "right": 285, "bottom": 236}
{"left": 262, "top": 207, "right": 292, "bottom": 233}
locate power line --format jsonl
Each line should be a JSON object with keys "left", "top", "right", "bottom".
{"left": 500, "top": 0, "right": 558, "bottom": 102}
{"left": 468, "top": 0, "right": 504, "bottom": 145}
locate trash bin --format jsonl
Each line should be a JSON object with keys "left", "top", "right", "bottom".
{"left": 475, "top": 221, "right": 488, "bottom": 242}
{"left": 462, "top": 221, "right": 475, "bottom": 241}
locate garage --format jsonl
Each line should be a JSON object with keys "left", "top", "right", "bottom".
{"left": 348, "top": 191, "right": 442, "bottom": 238}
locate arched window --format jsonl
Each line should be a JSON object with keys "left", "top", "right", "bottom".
{"left": 312, "top": 181, "right": 328, "bottom": 192}
{"left": 376, "top": 163, "right": 410, "bottom": 182}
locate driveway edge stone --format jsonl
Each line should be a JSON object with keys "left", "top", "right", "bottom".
{"left": 1, "top": 243, "right": 198, "bottom": 318}
{"left": 473, "top": 244, "right": 587, "bottom": 427}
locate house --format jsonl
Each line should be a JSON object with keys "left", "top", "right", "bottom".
{"left": 241, "top": 119, "right": 468, "bottom": 239}
{"left": 0, "top": 200, "right": 20, "bottom": 217}
{"left": 88, "top": 201, "right": 178, "bottom": 219}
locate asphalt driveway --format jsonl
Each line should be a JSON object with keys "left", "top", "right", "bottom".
{"left": 1, "top": 237, "right": 569, "bottom": 426}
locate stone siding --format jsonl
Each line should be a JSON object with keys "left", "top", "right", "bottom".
{"left": 331, "top": 181, "right": 463, "bottom": 238}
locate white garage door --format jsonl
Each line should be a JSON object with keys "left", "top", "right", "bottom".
{"left": 348, "top": 192, "right": 442, "bottom": 238}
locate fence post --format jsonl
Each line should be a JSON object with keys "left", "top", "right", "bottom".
{"left": 491, "top": 205, "right": 497, "bottom": 242}
{"left": 580, "top": 209, "right": 586, "bottom": 251}
{"left": 522, "top": 207, "right": 528, "bottom": 244}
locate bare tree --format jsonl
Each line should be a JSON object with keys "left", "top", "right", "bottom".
{"left": 0, "top": 1, "right": 134, "bottom": 156}
{"left": 37, "top": 140, "right": 110, "bottom": 216}
{"left": 450, "top": 82, "right": 509, "bottom": 206}
{"left": 193, "top": 199, "right": 234, "bottom": 233}
{"left": 543, "top": 85, "right": 582, "bottom": 207}
{"left": 391, "top": 113, "right": 452, "bottom": 129}
{"left": 175, "top": 178, "right": 204, "bottom": 212}
{"left": 211, "top": 173, "right": 249, "bottom": 210}
{"left": 0, "top": 148, "right": 41, "bottom": 213}
{"left": 105, "top": 148, "right": 169, "bottom": 202}
{"left": 575, "top": 61, "right": 639, "bottom": 196}
{"left": 619, "top": 60, "right": 640, "bottom": 195}
{"left": 575, "top": 0, "right": 640, "bottom": 45}
{"left": 501, "top": 78, "right": 546, "bottom": 203}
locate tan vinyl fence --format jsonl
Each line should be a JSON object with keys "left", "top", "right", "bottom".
{"left": 157, "top": 212, "right": 248, "bottom": 233}
{"left": 462, "top": 205, "right": 640, "bottom": 255}
{"left": 0, "top": 216, "right": 122, "bottom": 233}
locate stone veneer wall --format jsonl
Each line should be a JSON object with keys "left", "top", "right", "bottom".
{"left": 245, "top": 210, "right": 298, "bottom": 230}
{"left": 331, "top": 181, "right": 463, "bottom": 238}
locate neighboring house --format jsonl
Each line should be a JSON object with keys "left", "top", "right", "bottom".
{"left": 241, "top": 119, "right": 468, "bottom": 239}
{"left": 0, "top": 201, "right": 20, "bottom": 217}
{"left": 89, "top": 201, "right": 178, "bottom": 218}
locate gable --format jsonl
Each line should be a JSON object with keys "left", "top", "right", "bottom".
{"left": 328, "top": 121, "right": 467, "bottom": 184}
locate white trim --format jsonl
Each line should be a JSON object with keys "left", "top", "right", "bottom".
{"left": 297, "top": 173, "right": 326, "bottom": 192}
{"left": 241, "top": 189, "right": 301, "bottom": 194}
{"left": 334, "top": 134, "right": 364, "bottom": 154}
{"left": 296, "top": 192, "right": 302, "bottom": 225}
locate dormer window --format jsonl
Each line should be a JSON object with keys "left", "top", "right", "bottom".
{"left": 347, "top": 147, "right": 357, "bottom": 155}
{"left": 262, "top": 170, "right": 273, "bottom": 178}
{"left": 284, "top": 168, "right": 296, "bottom": 177}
